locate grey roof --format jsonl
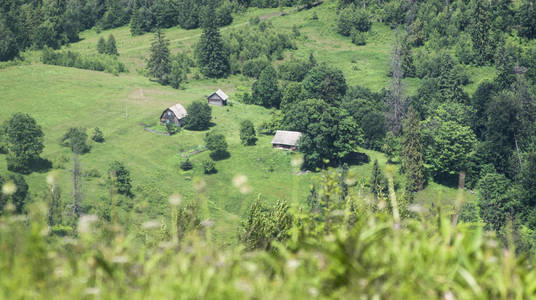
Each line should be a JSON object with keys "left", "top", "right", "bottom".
{"left": 168, "top": 103, "right": 188, "bottom": 119}
{"left": 271, "top": 130, "right": 302, "bottom": 146}
{"left": 210, "top": 89, "right": 229, "bottom": 101}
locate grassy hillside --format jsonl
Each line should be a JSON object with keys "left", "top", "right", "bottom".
{"left": 0, "top": 2, "right": 482, "bottom": 243}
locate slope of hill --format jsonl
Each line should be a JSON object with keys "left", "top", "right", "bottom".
{"left": 0, "top": 2, "right": 484, "bottom": 243}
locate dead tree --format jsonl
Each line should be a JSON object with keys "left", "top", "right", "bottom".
{"left": 387, "top": 30, "right": 407, "bottom": 136}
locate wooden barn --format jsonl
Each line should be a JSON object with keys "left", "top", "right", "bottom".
{"left": 207, "top": 89, "right": 228, "bottom": 106}
{"left": 160, "top": 103, "right": 188, "bottom": 126}
{"left": 271, "top": 130, "right": 302, "bottom": 150}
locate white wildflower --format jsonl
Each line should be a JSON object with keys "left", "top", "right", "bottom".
{"left": 232, "top": 174, "right": 248, "bottom": 188}
{"left": 84, "top": 288, "right": 100, "bottom": 295}
{"left": 193, "top": 179, "right": 206, "bottom": 192}
{"left": 286, "top": 258, "right": 300, "bottom": 270}
{"left": 291, "top": 156, "right": 304, "bottom": 168}
{"left": 112, "top": 256, "right": 128, "bottom": 264}
{"left": 2, "top": 182, "right": 16, "bottom": 196}
{"left": 78, "top": 215, "right": 98, "bottom": 234}
{"left": 142, "top": 220, "right": 160, "bottom": 230}
{"left": 168, "top": 193, "right": 182, "bottom": 206}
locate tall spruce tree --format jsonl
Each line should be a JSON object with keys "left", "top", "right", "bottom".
{"left": 370, "top": 159, "right": 388, "bottom": 197}
{"left": 97, "top": 36, "right": 106, "bottom": 54}
{"left": 470, "top": 0, "right": 493, "bottom": 64}
{"left": 195, "top": 22, "right": 229, "bottom": 78}
{"left": 147, "top": 30, "right": 170, "bottom": 84}
{"left": 106, "top": 34, "right": 118, "bottom": 56}
{"left": 401, "top": 107, "right": 425, "bottom": 195}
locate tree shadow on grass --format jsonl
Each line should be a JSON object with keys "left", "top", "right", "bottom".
{"left": 31, "top": 157, "right": 53, "bottom": 173}
{"left": 341, "top": 152, "right": 370, "bottom": 166}
{"left": 209, "top": 151, "right": 230, "bottom": 161}
{"left": 8, "top": 157, "right": 52, "bottom": 175}
{"left": 185, "top": 122, "right": 217, "bottom": 132}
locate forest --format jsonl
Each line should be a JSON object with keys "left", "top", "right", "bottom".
{"left": 1, "top": 0, "right": 536, "bottom": 298}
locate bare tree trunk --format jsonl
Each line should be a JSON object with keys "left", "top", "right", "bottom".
{"left": 451, "top": 170, "right": 466, "bottom": 226}
{"left": 72, "top": 154, "right": 82, "bottom": 220}
{"left": 387, "top": 29, "right": 406, "bottom": 136}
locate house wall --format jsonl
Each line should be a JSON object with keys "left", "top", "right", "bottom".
{"left": 208, "top": 95, "right": 226, "bottom": 106}
{"left": 160, "top": 109, "right": 180, "bottom": 125}
{"left": 272, "top": 144, "right": 296, "bottom": 150}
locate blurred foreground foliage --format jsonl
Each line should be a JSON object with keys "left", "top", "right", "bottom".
{"left": 1, "top": 168, "right": 536, "bottom": 299}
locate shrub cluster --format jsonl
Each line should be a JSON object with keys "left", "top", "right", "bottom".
{"left": 42, "top": 47, "right": 126, "bottom": 75}
{"left": 226, "top": 22, "right": 297, "bottom": 77}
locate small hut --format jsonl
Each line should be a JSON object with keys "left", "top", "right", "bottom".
{"left": 207, "top": 89, "right": 228, "bottom": 106}
{"left": 271, "top": 130, "right": 302, "bottom": 150}
{"left": 160, "top": 103, "right": 188, "bottom": 126}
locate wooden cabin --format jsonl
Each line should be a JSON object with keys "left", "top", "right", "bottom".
{"left": 160, "top": 103, "right": 188, "bottom": 126}
{"left": 207, "top": 89, "right": 228, "bottom": 106}
{"left": 271, "top": 130, "right": 302, "bottom": 150}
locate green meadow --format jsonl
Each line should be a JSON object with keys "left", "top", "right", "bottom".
{"left": 0, "top": 2, "right": 484, "bottom": 243}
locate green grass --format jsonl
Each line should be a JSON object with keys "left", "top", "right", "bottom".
{"left": 0, "top": 2, "right": 481, "bottom": 244}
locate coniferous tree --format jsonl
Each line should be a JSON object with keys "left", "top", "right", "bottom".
{"left": 470, "top": 0, "right": 493, "bottom": 64}
{"left": 438, "top": 54, "right": 467, "bottom": 103}
{"left": 108, "top": 161, "right": 132, "bottom": 197}
{"left": 147, "top": 30, "right": 171, "bottom": 84}
{"left": 251, "top": 65, "right": 282, "bottom": 108}
{"left": 519, "top": 0, "right": 536, "bottom": 39}
{"left": 401, "top": 107, "right": 425, "bottom": 195}
{"left": 169, "top": 54, "right": 187, "bottom": 89}
{"left": 382, "top": 131, "right": 400, "bottom": 163}
{"left": 97, "top": 36, "right": 106, "bottom": 54}
{"left": 195, "top": 22, "right": 229, "bottom": 78}
{"left": 370, "top": 159, "right": 388, "bottom": 197}
{"left": 106, "top": 34, "right": 118, "bottom": 55}
{"left": 47, "top": 180, "right": 62, "bottom": 227}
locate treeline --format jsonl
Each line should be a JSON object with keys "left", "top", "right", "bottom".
{"left": 42, "top": 47, "right": 126, "bottom": 75}
{"left": 0, "top": 0, "right": 132, "bottom": 61}
{"left": 0, "top": 0, "right": 309, "bottom": 62}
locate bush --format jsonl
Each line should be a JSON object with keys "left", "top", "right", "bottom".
{"left": 185, "top": 101, "right": 212, "bottom": 130}
{"left": 240, "top": 120, "right": 257, "bottom": 145}
{"left": 42, "top": 47, "right": 126, "bottom": 75}
{"left": 351, "top": 29, "right": 366, "bottom": 46}
{"left": 166, "top": 122, "right": 180, "bottom": 135}
{"left": 278, "top": 58, "right": 311, "bottom": 81}
{"left": 226, "top": 23, "right": 296, "bottom": 76}
{"left": 61, "top": 127, "right": 90, "bottom": 154}
{"left": 337, "top": 5, "right": 371, "bottom": 36}
{"left": 92, "top": 127, "right": 104, "bottom": 143}
{"left": 204, "top": 132, "right": 229, "bottom": 160}
{"left": 108, "top": 161, "right": 132, "bottom": 197}
{"left": 180, "top": 159, "right": 193, "bottom": 171}
{"left": 202, "top": 159, "right": 216, "bottom": 174}
{"left": 241, "top": 57, "right": 270, "bottom": 78}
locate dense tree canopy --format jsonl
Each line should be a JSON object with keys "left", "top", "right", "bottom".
{"left": 185, "top": 101, "right": 212, "bottom": 130}
{"left": 283, "top": 98, "right": 362, "bottom": 169}
{"left": 302, "top": 65, "right": 347, "bottom": 105}
{"left": 3, "top": 113, "right": 44, "bottom": 173}
{"left": 251, "top": 65, "right": 282, "bottom": 108}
